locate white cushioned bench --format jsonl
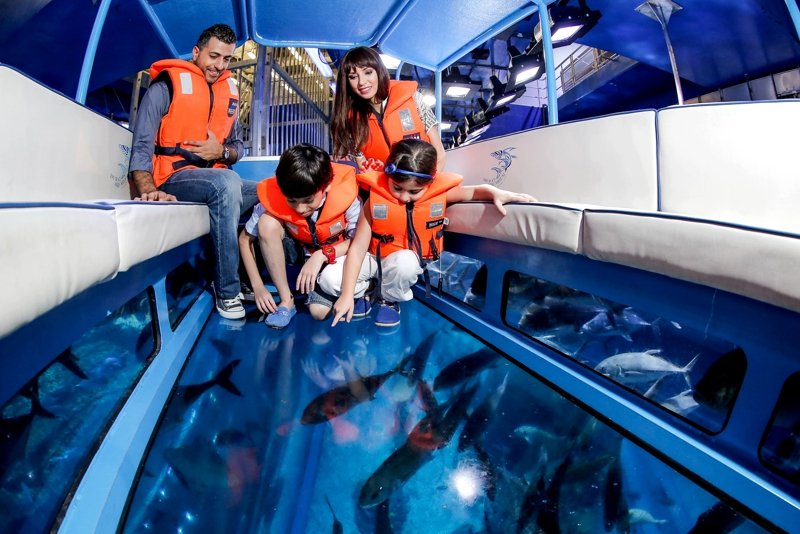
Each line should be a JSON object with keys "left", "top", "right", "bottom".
{"left": 0, "top": 203, "right": 120, "bottom": 339}
{"left": 0, "top": 65, "right": 210, "bottom": 339}
{"left": 443, "top": 102, "right": 800, "bottom": 314}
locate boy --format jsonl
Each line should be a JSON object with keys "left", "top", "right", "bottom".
{"left": 239, "top": 144, "right": 372, "bottom": 328}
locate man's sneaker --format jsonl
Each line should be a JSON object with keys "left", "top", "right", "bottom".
{"left": 211, "top": 283, "right": 245, "bottom": 320}
{"left": 352, "top": 296, "right": 372, "bottom": 318}
{"left": 375, "top": 302, "right": 400, "bottom": 327}
{"left": 240, "top": 282, "right": 256, "bottom": 302}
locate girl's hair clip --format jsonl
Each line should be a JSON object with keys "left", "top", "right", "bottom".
{"left": 384, "top": 163, "right": 434, "bottom": 181}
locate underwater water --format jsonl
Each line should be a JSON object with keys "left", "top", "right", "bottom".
{"left": 121, "top": 296, "right": 768, "bottom": 534}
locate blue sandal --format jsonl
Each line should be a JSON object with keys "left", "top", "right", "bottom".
{"left": 264, "top": 306, "right": 297, "bottom": 329}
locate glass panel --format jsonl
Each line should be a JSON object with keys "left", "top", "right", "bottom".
{"left": 0, "top": 289, "right": 156, "bottom": 533}
{"left": 165, "top": 253, "right": 210, "bottom": 330}
{"left": 426, "top": 251, "right": 486, "bottom": 309}
{"left": 122, "top": 300, "right": 766, "bottom": 533}
{"left": 760, "top": 373, "right": 800, "bottom": 483}
{"left": 504, "top": 272, "right": 746, "bottom": 433}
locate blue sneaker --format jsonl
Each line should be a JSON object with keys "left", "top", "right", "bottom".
{"left": 352, "top": 296, "right": 372, "bottom": 318}
{"left": 264, "top": 306, "right": 296, "bottom": 329}
{"left": 375, "top": 302, "right": 400, "bottom": 327}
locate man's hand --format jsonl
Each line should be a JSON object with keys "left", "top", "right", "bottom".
{"left": 131, "top": 170, "right": 177, "bottom": 201}
{"left": 183, "top": 128, "right": 223, "bottom": 161}
{"left": 135, "top": 190, "right": 177, "bottom": 202}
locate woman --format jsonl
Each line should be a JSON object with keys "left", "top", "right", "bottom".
{"left": 331, "top": 46, "right": 447, "bottom": 172}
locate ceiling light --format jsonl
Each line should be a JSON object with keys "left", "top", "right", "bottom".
{"left": 487, "top": 75, "right": 527, "bottom": 108}
{"left": 442, "top": 68, "right": 482, "bottom": 100}
{"left": 508, "top": 46, "right": 544, "bottom": 88}
{"left": 380, "top": 53, "right": 402, "bottom": 70}
{"left": 529, "top": 1, "right": 602, "bottom": 54}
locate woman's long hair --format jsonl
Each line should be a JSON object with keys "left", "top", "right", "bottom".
{"left": 331, "top": 46, "right": 390, "bottom": 159}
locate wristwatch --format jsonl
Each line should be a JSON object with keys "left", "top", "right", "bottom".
{"left": 222, "top": 145, "right": 230, "bottom": 162}
{"left": 322, "top": 245, "right": 336, "bottom": 264}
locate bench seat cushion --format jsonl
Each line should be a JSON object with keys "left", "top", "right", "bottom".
{"left": 582, "top": 208, "right": 800, "bottom": 313}
{"left": 0, "top": 203, "right": 120, "bottom": 339}
{"left": 98, "top": 201, "right": 210, "bottom": 271}
{"left": 446, "top": 202, "right": 585, "bottom": 254}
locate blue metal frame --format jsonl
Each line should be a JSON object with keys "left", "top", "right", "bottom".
{"left": 75, "top": 0, "right": 114, "bottom": 103}
{"left": 787, "top": 0, "right": 800, "bottom": 39}
{"left": 136, "top": 0, "right": 180, "bottom": 58}
{"left": 533, "top": 0, "right": 559, "bottom": 124}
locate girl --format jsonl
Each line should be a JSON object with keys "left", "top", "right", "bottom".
{"left": 331, "top": 139, "right": 536, "bottom": 328}
{"left": 331, "top": 46, "right": 447, "bottom": 173}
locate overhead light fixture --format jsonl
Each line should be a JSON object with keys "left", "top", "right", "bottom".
{"left": 439, "top": 121, "right": 454, "bottom": 132}
{"left": 487, "top": 75, "right": 526, "bottom": 109}
{"left": 528, "top": 1, "right": 602, "bottom": 54}
{"left": 508, "top": 46, "right": 544, "bottom": 88}
{"left": 304, "top": 48, "right": 333, "bottom": 77}
{"left": 442, "top": 68, "right": 482, "bottom": 100}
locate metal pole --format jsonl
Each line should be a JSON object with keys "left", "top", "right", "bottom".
{"left": 534, "top": 0, "right": 559, "bottom": 124}
{"left": 76, "top": 0, "right": 114, "bottom": 103}
{"left": 128, "top": 71, "right": 145, "bottom": 128}
{"left": 786, "top": 0, "right": 800, "bottom": 40}
{"left": 435, "top": 69, "right": 442, "bottom": 123}
{"left": 637, "top": 0, "right": 684, "bottom": 105}
{"left": 250, "top": 45, "right": 268, "bottom": 156}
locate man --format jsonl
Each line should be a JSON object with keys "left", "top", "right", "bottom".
{"left": 129, "top": 23, "right": 257, "bottom": 319}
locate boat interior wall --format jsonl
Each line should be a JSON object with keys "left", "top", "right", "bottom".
{"left": 0, "top": 203, "right": 120, "bottom": 341}
{"left": 445, "top": 110, "right": 660, "bottom": 209}
{"left": 445, "top": 100, "right": 800, "bottom": 314}
{"left": 657, "top": 101, "right": 800, "bottom": 231}
{"left": 0, "top": 66, "right": 133, "bottom": 203}
{"left": 0, "top": 65, "right": 211, "bottom": 340}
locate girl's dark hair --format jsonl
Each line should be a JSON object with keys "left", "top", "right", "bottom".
{"left": 275, "top": 144, "right": 333, "bottom": 199}
{"left": 385, "top": 139, "right": 437, "bottom": 182}
{"left": 196, "top": 24, "right": 237, "bottom": 48}
{"left": 331, "top": 47, "right": 390, "bottom": 158}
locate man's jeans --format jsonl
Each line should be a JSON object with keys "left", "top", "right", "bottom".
{"left": 160, "top": 168, "right": 258, "bottom": 299}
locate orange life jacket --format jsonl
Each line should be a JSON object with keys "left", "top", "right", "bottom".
{"left": 149, "top": 59, "right": 239, "bottom": 187}
{"left": 362, "top": 80, "right": 431, "bottom": 165}
{"left": 358, "top": 170, "right": 463, "bottom": 260}
{"left": 258, "top": 163, "right": 358, "bottom": 249}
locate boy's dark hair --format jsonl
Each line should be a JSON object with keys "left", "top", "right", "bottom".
{"left": 196, "top": 24, "right": 237, "bottom": 48}
{"left": 385, "top": 139, "right": 437, "bottom": 182}
{"left": 275, "top": 144, "right": 334, "bottom": 199}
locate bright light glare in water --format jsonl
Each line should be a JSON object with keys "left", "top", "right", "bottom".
{"left": 450, "top": 464, "right": 482, "bottom": 504}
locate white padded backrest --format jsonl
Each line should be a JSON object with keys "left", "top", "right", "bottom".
{"left": 0, "top": 204, "right": 120, "bottom": 339}
{"left": 0, "top": 65, "right": 133, "bottom": 202}
{"left": 658, "top": 101, "right": 800, "bottom": 232}
{"left": 445, "top": 110, "right": 658, "bottom": 210}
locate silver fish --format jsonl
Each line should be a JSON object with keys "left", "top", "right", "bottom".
{"left": 595, "top": 350, "right": 698, "bottom": 386}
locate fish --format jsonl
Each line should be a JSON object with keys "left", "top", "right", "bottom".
{"left": 433, "top": 348, "right": 500, "bottom": 390}
{"left": 488, "top": 147, "right": 517, "bottom": 185}
{"left": 0, "top": 382, "right": 56, "bottom": 479}
{"left": 693, "top": 347, "right": 746, "bottom": 412}
{"left": 374, "top": 499, "right": 394, "bottom": 534}
{"left": 603, "top": 456, "right": 628, "bottom": 533}
{"left": 406, "top": 331, "right": 437, "bottom": 385}
{"left": 55, "top": 348, "right": 88, "bottom": 379}
{"left": 301, "top": 355, "right": 411, "bottom": 425}
{"left": 536, "top": 454, "right": 573, "bottom": 534}
{"left": 359, "top": 386, "right": 475, "bottom": 508}
{"left": 474, "top": 442, "right": 498, "bottom": 501}
{"left": 627, "top": 508, "right": 666, "bottom": 526}
{"left": 687, "top": 501, "right": 745, "bottom": 534}
{"left": 174, "top": 359, "right": 243, "bottom": 407}
{"left": 325, "top": 496, "right": 343, "bottom": 534}
{"left": 458, "top": 374, "right": 508, "bottom": 452}
{"left": 164, "top": 439, "right": 228, "bottom": 492}
{"left": 660, "top": 389, "right": 699, "bottom": 416}
{"left": 594, "top": 350, "right": 698, "bottom": 386}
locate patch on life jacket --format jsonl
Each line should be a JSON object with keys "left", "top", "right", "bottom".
{"left": 372, "top": 204, "right": 389, "bottom": 220}
{"left": 227, "top": 77, "right": 239, "bottom": 96}
{"left": 426, "top": 218, "right": 445, "bottom": 229}
{"left": 179, "top": 72, "right": 193, "bottom": 94}
{"left": 286, "top": 222, "right": 299, "bottom": 235}
{"left": 399, "top": 108, "right": 415, "bottom": 131}
{"left": 328, "top": 221, "right": 343, "bottom": 235}
{"left": 227, "top": 98, "right": 238, "bottom": 117}
{"left": 402, "top": 133, "right": 421, "bottom": 140}
{"left": 429, "top": 202, "right": 444, "bottom": 218}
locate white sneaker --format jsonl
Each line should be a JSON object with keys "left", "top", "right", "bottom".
{"left": 211, "top": 283, "right": 245, "bottom": 319}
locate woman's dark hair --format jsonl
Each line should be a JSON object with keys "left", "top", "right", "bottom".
{"left": 275, "top": 144, "right": 333, "bottom": 199}
{"left": 385, "top": 139, "right": 437, "bottom": 182}
{"left": 196, "top": 24, "right": 237, "bottom": 48}
{"left": 331, "top": 47, "right": 391, "bottom": 158}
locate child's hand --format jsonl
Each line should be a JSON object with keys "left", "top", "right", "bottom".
{"left": 297, "top": 253, "right": 325, "bottom": 294}
{"left": 492, "top": 190, "right": 537, "bottom": 216}
{"left": 331, "top": 296, "right": 354, "bottom": 327}
{"left": 254, "top": 286, "right": 278, "bottom": 314}
{"left": 365, "top": 158, "right": 384, "bottom": 171}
